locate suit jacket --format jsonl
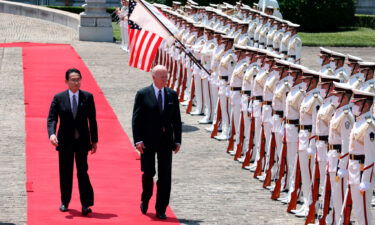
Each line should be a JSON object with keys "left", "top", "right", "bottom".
{"left": 47, "top": 90, "right": 98, "bottom": 151}
{"left": 132, "top": 85, "right": 182, "bottom": 151}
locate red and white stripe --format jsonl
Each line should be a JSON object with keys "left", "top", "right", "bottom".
{"left": 128, "top": 28, "right": 163, "bottom": 72}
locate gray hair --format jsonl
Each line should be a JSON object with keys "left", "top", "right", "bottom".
{"left": 151, "top": 65, "right": 168, "bottom": 77}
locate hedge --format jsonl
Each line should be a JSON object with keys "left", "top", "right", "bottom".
{"left": 355, "top": 14, "right": 375, "bottom": 29}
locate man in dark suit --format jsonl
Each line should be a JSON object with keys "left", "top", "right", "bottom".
{"left": 47, "top": 68, "right": 98, "bottom": 215}
{"left": 132, "top": 65, "right": 182, "bottom": 219}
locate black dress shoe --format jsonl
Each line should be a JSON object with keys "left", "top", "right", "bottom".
{"left": 140, "top": 201, "right": 148, "bottom": 214}
{"left": 59, "top": 204, "right": 68, "bottom": 212}
{"left": 81, "top": 206, "right": 92, "bottom": 216}
{"left": 156, "top": 212, "right": 167, "bottom": 219}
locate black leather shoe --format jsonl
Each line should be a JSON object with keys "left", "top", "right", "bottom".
{"left": 140, "top": 201, "right": 148, "bottom": 214}
{"left": 156, "top": 212, "right": 167, "bottom": 219}
{"left": 81, "top": 206, "right": 92, "bottom": 216}
{"left": 59, "top": 204, "right": 68, "bottom": 212}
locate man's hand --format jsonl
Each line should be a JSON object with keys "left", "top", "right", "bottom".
{"left": 136, "top": 142, "right": 145, "bottom": 154}
{"left": 91, "top": 143, "right": 97, "bottom": 154}
{"left": 50, "top": 134, "right": 58, "bottom": 146}
{"left": 174, "top": 143, "right": 181, "bottom": 154}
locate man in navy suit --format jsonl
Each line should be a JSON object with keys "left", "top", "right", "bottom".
{"left": 132, "top": 65, "right": 182, "bottom": 219}
{"left": 47, "top": 68, "right": 98, "bottom": 215}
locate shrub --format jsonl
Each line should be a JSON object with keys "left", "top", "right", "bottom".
{"left": 278, "top": 0, "right": 356, "bottom": 32}
{"left": 355, "top": 14, "right": 375, "bottom": 29}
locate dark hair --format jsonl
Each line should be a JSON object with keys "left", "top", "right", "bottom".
{"left": 65, "top": 68, "right": 82, "bottom": 81}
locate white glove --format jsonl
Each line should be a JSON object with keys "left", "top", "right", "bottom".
{"left": 307, "top": 147, "right": 316, "bottom": 156}
{"left": 360, "top": 182, "right": 371, "bottom": 192}
{"left": 337, "top": 168, "right": 348, "bottom": 178}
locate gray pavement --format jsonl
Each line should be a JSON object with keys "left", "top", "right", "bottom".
{"left": 1, "top": 12, "right": 375, "bottom": 225}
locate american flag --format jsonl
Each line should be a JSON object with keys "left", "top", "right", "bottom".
{"left": 128, "top": 0, "right": 163, "bottom": 72}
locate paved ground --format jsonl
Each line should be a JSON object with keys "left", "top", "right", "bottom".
{"left": 1, "top": 12, "right": 375, "bottom": 225}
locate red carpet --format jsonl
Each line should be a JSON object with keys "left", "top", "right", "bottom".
{"left": 0, "top": 42, "right": 179, "bottom": 224}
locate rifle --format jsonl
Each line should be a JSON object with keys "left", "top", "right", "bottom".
{"left": 186, "top": 78, "right": 195, "bottom": 114}
{"left": 305, "top": 155, "right": 321, "bottom": 224}
{"left": 227, "top": 114, "right": 236, "bottom": 153}
{"left": 318, "top": 170, "right": 332, "bottom": 225}
{"left": 179, "top": 67, "right": 188, "bottom": 102}
{"left": 211, "top": 99, "right": 222, "bottom": 138}
{"left": 254, "top": 124, "right": 266, "bottom": 178}
{"left": 242, "top": 114, "right": 255, "bottom": 168}
{"left": 287, "top": 154, "right": 302, "bottom": 212}
{"left": 234, "top": 112, "right": 245, "bottom": 160}
{"left": 271, "top": 130, "right": 287, "bottom": 200}
{"left": 341, "top": 186, "right": 352, "bottom": 225}
{"left": 263, "top": 132, "right": 276, "bottom": 188}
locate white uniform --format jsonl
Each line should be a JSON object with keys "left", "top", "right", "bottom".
{"left": 287, "top": 34, "right": 302, "bottom": 64}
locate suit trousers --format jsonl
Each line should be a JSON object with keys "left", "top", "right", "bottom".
{"left": 141, "top": 143, "right": 172, "bottom": 214}
{"left": 58, "top": 140, "right": 94, "bottom": 207}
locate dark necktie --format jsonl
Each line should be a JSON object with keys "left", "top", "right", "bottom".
{"left": 158, "top": 90, "right": 163, "bottom": 112}
{"left": 72, "top": 95, "right": 78, "bottom": 119}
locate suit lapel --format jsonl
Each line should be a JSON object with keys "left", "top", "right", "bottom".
{"left": 163, "top": 88, "right": 169, "bottom": 114}
{"left": 64, "top": 90, "right": 74, "bottom": 119}
{"left": 76, "top": 90, "right": 85, "bottom": 118}
{"left": 148, "top": 84, "right": 158, "bottom": 108}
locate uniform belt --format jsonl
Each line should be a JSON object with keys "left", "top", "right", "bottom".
{"left": 241, "top": 90, "right": 251, "bottom": 95}
{"left": 231, "top": 87, "right": 241, "bottom": 91}
{"left": 282, "top": 51, "right": 288, "bottom": 55}
{"left": 267, "top": 45, "right": 273, "bottom": 47}
{"left": 263, "top": 101, "right": 272, "bottom": 105}
{"left": 316, "top": 135, "right": 328, "bottom": 141}
{"left": 349, "top": 154, "right": 365, "bottom": 164}
{"left": 252, "top": 96, "right": 263, "bottom": 101}
{"left": 289, "top": 55, "right": 296, "bottom": 59}
{"left": 273, "top": 110, "right": 283, "bottom": 117}
{"left": 286, "top": 119, "right": 299, "bottom": 125}
{"left": 259, "top": 42, "right": 265, "bottom": 45}
{"left": 219, "top": 75, "right": 228, "bottom": 81}
{"left": 274, "top": 48, "right": 279, "bottom": 51}
{"left": 328, "top": 144, "right": 342, "bottom": 152}
{"left": 299, "top": 124, "right": 312, "bottom": 132}
{"left": 254, "top": 40, "right": 259, "bottom": 43}
{"left": 250, "top": 37, "right": 254, "bottom": 40}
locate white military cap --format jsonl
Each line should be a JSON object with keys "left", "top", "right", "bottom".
{"left": 266, "top": 51, "right": 282, "bottom": 59}
{"left": 302, "top": 69, "right": 322, "bottom": 77}
{"left": 187, "top": 0, "right": 198, "bottom": 5}
{"left": 172, "top": 1, "right": 181, "bottom": 5}
{"left": 223, "top": 2, "right": 235, "bottom": 8}
{"left": 319, "top": 47, "right": 332, "bottom": 55}
{"left": 266, "top": 0, "right": 280, "bottom": 9}
{"left": 275, "top": 58, "right": 291, "bottom": 66}
{"left": 287, "top": 22, "right": 300, "bottom": 28}
{"left": 319, "top": 73, "right": 341, "bottom": 81}
{"left": 330, "top": 51, "right": 346, "bottom": 58}
{"left": 246, "top": 46, "right": 259, "bottom": 52}
{"left": 333, "top": 81, "right": 353, "bottom": 91}
{"left": 209, "top": 3, "right": 218, "bottom": 8}
{"left": 153, "top": 3, "right": 170, "bottom": 9}
{"left": 347, "top": 54, "right": 363, "bottom": 62}
{"left": 234, "top": 44, "right": 248, "bottom": 50}
{"left": 352, "top": 89, "right": 375, "bottom": 98}
{"left": 358, "top": 61, "right": 375, "bottom": 67}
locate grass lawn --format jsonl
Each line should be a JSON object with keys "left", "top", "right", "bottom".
{"left": 112, "top": 22, "right": 121, "bottom": 42}
{"left": 300, "top": 27, "right": 375, "bottom": 47}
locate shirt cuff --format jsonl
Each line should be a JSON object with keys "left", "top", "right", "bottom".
{"left": 135, "top": 141, "right": 144, "bottom": 145}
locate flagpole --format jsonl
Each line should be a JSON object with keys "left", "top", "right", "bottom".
{"left": 135, "top": 0, "right": 211, "bottom": 76}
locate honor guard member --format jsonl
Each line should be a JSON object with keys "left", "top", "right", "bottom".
{"left": 172, "top": 1, "right": 181, "bottom": 10}
{"left": 248, "top": 11, "right": 260, "bottom": 46}
{"left": 318, "top": 47, "right": 334, "bottom": 74}
{"left": 291, "top": 70, "right": 322, "bottom": 217}
{"left": 189, "top": 24, "right": 206, "bottom": 115}
{"left": 326, "top": 82, "right": 354, "bottom": 224}
{"left": 239, "top": 47, "right": 262, "bottom": 166}
{"left": 205, "top": 31, "right": 226, "bottom": 131}
{"left": 214, "top": 36, "right": 237, "bottom": 141}
{"left": 265, "top": 59, "right": 290, "bottom": 185}
{"left": 267, "top": 0, "right": 283, "bottom": 19}
{"left": 202, "top": 7, "right": 216, "bottom": 28}
{"left": 258, "top": 16, "right": 272, "bottom": 49}
{"left": 358, "top": 62, "right": 375, "bottom": 93}
{"left": 340, "top": 90, "right": 375, "bottom": 225}
{"left": 235, "top": 22, "right": 251, "bottom": 47}
{"left": 266, "top": 16, "right": 280, "bottom": 52}
{"left": 181, "top": 23, "right": 199, "bottom": 105}
{"left": 313, "top": 74, "right": 341, "bottom": 215}
{"left": 286, "top": 23, "right": 302, "bottom": 64}
{"left": 280, "top": 22, "right": 292, "bottom": 60}
{"left": 272, "top": 19, "right": 287, "bottom": 54}
{"left": 280, "top": 64, "right": 307, "bottom": 204}
{"left": 347, "top": 60, "right": 368, "bottom": 90}
{"left": 253, "top": 12, "right": 268, "bottom": 48}
{"left": 346, "top": 54, "right": 363, "bottom": 77}
{"left": 258, "top": 52, "right": 283, "bottom": 182}
{"left": 331, "top": 51, "right": 349, "bottom": 82}
{"left": 199, "top": 27, "right": 217, "bottom": 124}
{"left": 249, "top": 49, "right": 269, "bottom": 172}
{"left": 228, "top": 45, "right": 251, "bottom": 156}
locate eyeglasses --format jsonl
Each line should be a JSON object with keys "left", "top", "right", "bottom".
{"left": 69, "top": 78, "right": 81, "bottom": 83}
